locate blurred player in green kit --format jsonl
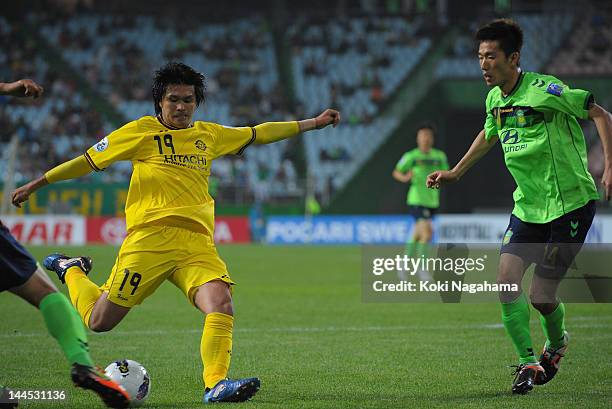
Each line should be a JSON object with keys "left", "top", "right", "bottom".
{"left": 393, "top": 124, "right": 448, "bottom": 278}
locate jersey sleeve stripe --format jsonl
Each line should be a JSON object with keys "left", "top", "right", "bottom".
{"left": 84, "top": 152, "right": 102, "bottom": 172}
{"left": 584, "top": 92, "right": 594, "bottom": 110}
{"left": 236, "top": 127, "right": 256, "bottom": 156}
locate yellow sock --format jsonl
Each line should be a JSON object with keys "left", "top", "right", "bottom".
{"left": 201, "top": 312, "right": 234, "bottom": 389}
{"left": 64, "top": 266, "right": 102, "bottom": 328}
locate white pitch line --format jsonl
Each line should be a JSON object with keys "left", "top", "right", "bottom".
{"left": 0, "top": 316, "right": 610, "bottom": 338}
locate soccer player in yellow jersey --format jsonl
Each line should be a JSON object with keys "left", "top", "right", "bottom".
{"left": 12, "top": 62, "right": 341, "bottom": 403}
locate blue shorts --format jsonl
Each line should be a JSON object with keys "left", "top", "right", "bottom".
{"left": 408, "top": 206, "right": 436, "bottom": 220}
{"left": 0, "top": 222, "right": 38, "bottom": 292}
{"left": 500, "top": 200, "right": 596, "bottom": 278}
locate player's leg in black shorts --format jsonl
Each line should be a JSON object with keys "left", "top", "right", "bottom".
{"left": 535, "top": 200, "right": 596, "bottom": 281}
{"left": 500, "top": 214, "right": 550, "bottom": 266}
{"left": 408, "top": 205, "right": 436, "bottom": 221}
{"left": 0, "top": 222, "right": 38, "bottom": 292}
{"left": 501, "top": 201, "right": 596, "bottom": 277}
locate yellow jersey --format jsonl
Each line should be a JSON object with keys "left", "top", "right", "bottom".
{"left": 85, "top": 116, "right": 255, "bottom": 236}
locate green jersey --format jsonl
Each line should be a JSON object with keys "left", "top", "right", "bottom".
{"left": 396, "top": 148, "right": 448, "bottom": 208}
{"left": 484, "top": 71, "right": 598, "bottom": 223}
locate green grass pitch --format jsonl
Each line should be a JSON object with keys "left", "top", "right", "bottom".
{"left": 1, "top": 245, "right": 611, "bottom": 408}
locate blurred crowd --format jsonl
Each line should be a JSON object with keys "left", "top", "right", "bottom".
{"left": 35, "top": 12, "right": 297, "bottom": 126}
{"left": 289, "top": 15, "right": 423, "bottom": 120}
{"left": 1, "top": 4, "right": 610, "bottom": 206}
{"left": 548, "top": 9, "right": 612, "bottom": 76}
{"left": 0, "top": 16, "right": 108, "bottom": 182}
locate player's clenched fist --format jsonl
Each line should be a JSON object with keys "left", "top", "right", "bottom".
{"left": 314, "top": 109, "right": 341, "bottom": 129}
{"left": 0, "top": 79, "right": 44, "bottom": 98}
{"left": 11, "top": 184, "right": 33, "bottom": 208}
{"left": 20, "top": 79, "right": 44, "bottom": 98}
{"left": 426, "top": 170, "right": 459, "bottom": 189}
{"left": 11, "top": 177, "right": 48, "bottom": 208}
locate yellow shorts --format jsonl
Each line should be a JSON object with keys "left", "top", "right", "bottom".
{"left": 100, "top": 225, "right": 234, "bottom": 308}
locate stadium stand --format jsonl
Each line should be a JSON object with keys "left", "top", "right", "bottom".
{"left": 288, "top": 16, "right": 431, "bottom": 200}
{"left": 548, "top": 9, "right": 612, "bottom": 76}
{"left": 545, "top": 6, "right": 612, "bottom": 199}
{"left": 435, "top": 13, "right": 574, "bottom": 77}
{"left": 0, "top": 16, "right": 113, "bottom": 183}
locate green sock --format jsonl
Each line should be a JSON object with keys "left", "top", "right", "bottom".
{"left": 501, "top": 293, "right": 536, "bottom": 364}
{"left": 39, "top": 292, "right": 94, "bottom": 367}
{"left": 539, "top": 302, "right": 566, "bottom": 349}
{"left": 405, "top": 239, "right": 416, "bottom": 257}
{"left": 416, "top": 241, "right": 429, "bottom": 259}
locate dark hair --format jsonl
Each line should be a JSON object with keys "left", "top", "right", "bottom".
{"left": 152, "top": 62, "right": 205, "bottom": 115}
{"left": 416, "top": 123, "right": 436, "bottom": 134}
{"left": 475, "top": 19, "right": 523, "bottom": 57}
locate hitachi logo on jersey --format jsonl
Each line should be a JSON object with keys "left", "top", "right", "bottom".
{"left": 164, "top": 154, "right": 206, "bottom": 165}
{"left": 163, "top": 154, "right": 208, "bottom": 171}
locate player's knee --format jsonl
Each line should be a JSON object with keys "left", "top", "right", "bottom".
{"left": 529, "top": 282, "right": 557, "bottom": 304}
{"left": 88, "top": 317, "right": 108, "bottom": 332}
{"left": 88, "top": 321, "right": 114, "bottom": 333}
{"left": 496, "top": 268, "right": 524, "bottom": 302}
{"left": 88, "top": 314, "right": 118, "bottom": 333}
{"left": 530, "top": 301, "right": 557, "bottom": 315}
{"left": 194, "top": 281, "right": 234, "bottom": 315}
{"left": 497, "top": 255, "right": 524, "bottom": 287}
{"left": 496, "top": 271, "right": 519, "bottom": 286}
{"left": 418, "top": 222, "right": 433, "bottom": 242}
{"left": 208, "top": 297, "right": 233, "bottom": 316}
{"left": 89, "top": 325, "right": 106, "bottom": 333}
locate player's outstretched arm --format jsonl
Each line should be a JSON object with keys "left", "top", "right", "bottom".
{"left": 426, "top": 129, "right": 497, "bottom": 189}
{"left": 253, "top": 109, "right": 341, "bottom": 145}
{"left": 298, "top": 108, "right": 341, "bottom": 132}
{"left": 11, "top": 156, "right": 93, "bottom": 207}
{"left": 392, "top": 169, "right": 412, "bottom": 183}
{"left": 0, "top": 79, "right": 44, "bottom": 98}
{"left": 589, "top": 103, "right": 612, "bottom": 200}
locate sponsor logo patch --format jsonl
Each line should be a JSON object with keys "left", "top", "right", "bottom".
{"left": 501, "top": 129, "right": 520, "bottom": 145}
{"left": 503, "top": 229, "right": 513, "bottom": 245}
{"left": 93, "top": 137, "right": 109, "bottom": 152}
{"left": 195, "top": 139, "right": 207, "bottom": 151}
{"left": 546, "top": 83, "right": 563, "bottom": 97}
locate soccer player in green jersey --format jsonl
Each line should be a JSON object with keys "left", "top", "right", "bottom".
{"left": 393, "top": 124, "right": 448, "bottom": 277}
{"left": 427, "top": 19, "right": 612, "bottom": 394}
